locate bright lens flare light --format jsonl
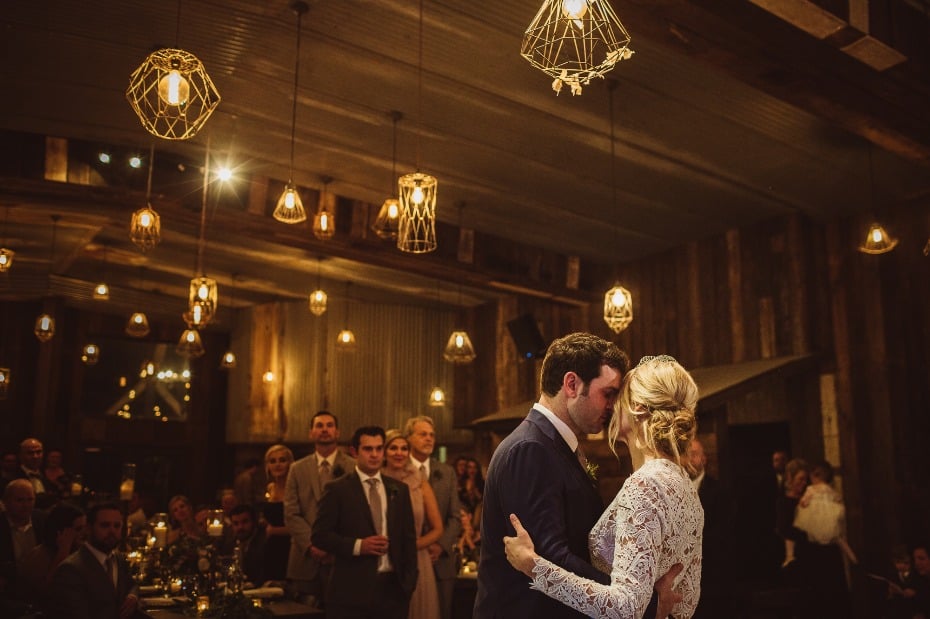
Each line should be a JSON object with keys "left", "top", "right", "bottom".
{"left": 216, "top": 167, "right": 233, "bottom": 182}
{"left": 157, "top": 70, "right": 190, "bottom": 106}
{"left": 562, "top": 0, "right": 588, "bottom": 20}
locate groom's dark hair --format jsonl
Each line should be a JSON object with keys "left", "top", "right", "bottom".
{"left": 539, "top": 332, "right": 629, "bottom": 396}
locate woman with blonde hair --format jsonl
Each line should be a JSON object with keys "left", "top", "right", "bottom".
{"left": 261, "top": 443, "right": 294, "bottom": 581}
{"left": 167, "top": 495, "right": 203, "bottom": 544}
{"left": 505, "top": 355, "right": 704, "bottom": 618}
{"left": 383, "top": 429, "right": 443, "bottom": 619}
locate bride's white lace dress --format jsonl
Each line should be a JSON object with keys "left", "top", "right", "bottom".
{"left": 528, "top": 458, "right": 704, "bottom": 618}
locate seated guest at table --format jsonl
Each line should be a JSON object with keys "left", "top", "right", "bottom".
{"left": 18, "top": 502, "right": 85, "bottom": 606}
{"left": 125, "top": 491, "right": 148, "bottom": 534}
{"left": 42, "top": 447, "right": 72, "bottom": 501}
{"left": 262, "top": 443, "right": 294, "bottom": 581}
{"left": 226, "top": 504, "right": 268, "bottom": 586}
{"left": 0, "top": 479, "right": 45, "bottom": 598}
{"left": 6, "top": 438, "right": 55, "bottom": 509}
{"left": 167, "top": 495, "right": 204, "bottom": 544}
{"left": 220, "top": 488, "right": 238, "bottom": 525}
{"left": 51, "top": 502, "right": 142, "bottom": 619}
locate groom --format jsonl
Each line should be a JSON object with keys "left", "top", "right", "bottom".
{"left": 476, "top": 332, "right": 628, "bottom": 618}
{"left": 476, "top": 332, "right": 680, "bottom": 618}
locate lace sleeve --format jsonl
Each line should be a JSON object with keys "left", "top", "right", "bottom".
{"left": 527, "top": 468, "right": 701, "bottom": 618}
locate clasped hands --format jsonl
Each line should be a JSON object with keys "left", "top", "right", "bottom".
{"left": 360, "top": 535, "right": 390, "bottom": 556}
{"left": 503, "top": 513, "right": 684, "bottom": 619}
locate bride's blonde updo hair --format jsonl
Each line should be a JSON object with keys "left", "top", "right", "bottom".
{"left": 608, "top": 355, "right": 699, "bottom": 468}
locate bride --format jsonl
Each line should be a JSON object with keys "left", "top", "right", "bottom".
{"left": 505, "top": 355, "right": 703, "bottom": 618}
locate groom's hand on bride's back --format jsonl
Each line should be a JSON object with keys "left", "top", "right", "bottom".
{"left": 654, "top": 562, "right": 683, "bottom": 619}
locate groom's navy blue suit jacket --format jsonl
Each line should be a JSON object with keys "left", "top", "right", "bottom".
{"left": 475, "top": 407, "right": 610, "bottom": 618}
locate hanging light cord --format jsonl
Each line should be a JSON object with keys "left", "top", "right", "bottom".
{"left": 608, "top": 82, "right": 620, "bottom": 282}
{"left": 416, "top": 0, "right": 424, "bottom": 170}
{"left": 197, "top": 136, "right": 210, "bottom": 276}
{"left": 47, "top": 215, "right": 59, "bottom": 293}
{"left": 390, "top": 112, "right": 400, "bottom": 192}
{"left": 174, "top": 0, "right": 182, "bottom": 47}
{"left": 868, "top": 142, "right": 876, "bottom": 215}
{"left": 145, "top": 143, "right": 155, "bottom": 203}
{"left": 288, "top": 6, "right": 305, "bottom": 184}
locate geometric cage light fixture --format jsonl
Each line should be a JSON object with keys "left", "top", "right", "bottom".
{"left": 130, "top": 145, "right": 161, "bottom": 252}
{"left": 857, "top": 144, "right": 898, "bottom": 255}
{"left": 126, "top": 48, "right": 221, "bottom": 141}
{"left": 521, "top": 0, "right": 634, "bottom": 96}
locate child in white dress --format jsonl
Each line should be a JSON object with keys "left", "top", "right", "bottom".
{"left": 792, "top": 460, "right": 857, "bottom": 563}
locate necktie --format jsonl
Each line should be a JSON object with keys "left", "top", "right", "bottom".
{"left": 105, "top": 555, "right": 117, "bottom": 589}
{"left": 419, "top": 464, "right": 427, "bottom": 483}
{"left": 319, "top": 460, "right": 332, "bottom": 486}
{"left": 576, "top": 444, "right": 588, "bottom": 470}
{"left": 366, "top": 478, "right": 383, "bottom": 535}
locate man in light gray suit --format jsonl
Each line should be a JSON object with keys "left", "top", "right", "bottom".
{"left": 405, "top": 415, "right": 462, "bottom": 619}
{"left": 285, "top": 411, "right": 356, "bottom": 607}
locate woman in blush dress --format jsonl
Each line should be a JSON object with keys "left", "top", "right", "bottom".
{"left": 261, "top": 444, "right": 294, "bottom": 582}
{"left": 505, "top": 355, "right": 704, "bottom": 619}
{"left": 383, "top": 429, "right": 443, "bottom": 619}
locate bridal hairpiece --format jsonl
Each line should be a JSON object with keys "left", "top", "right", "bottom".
{"left": 637, "top": 354, "right": 677, "bottom": 367}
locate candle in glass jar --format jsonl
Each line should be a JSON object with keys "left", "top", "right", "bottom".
{"left": 153, "top": 524, "right": 167, "bottom": 548}
{"left": 196, "top": 596, "right": 210, "bottom": 612}
{"left": 70, "top": 481, "right": 83, "bottom": 496}
{"left": 207, "top": 519, "right": 223, "bottom": 537}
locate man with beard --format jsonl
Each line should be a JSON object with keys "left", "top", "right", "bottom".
{"left": 51, "top": 502, "right": 140, "bottom": 619}
{"left": 285, "top": 411, "right": 356, "bottom": 607}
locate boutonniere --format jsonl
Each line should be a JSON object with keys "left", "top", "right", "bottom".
{"left": 387, "top": 486, "right": 399, "bottom": 501}
{"left": 585, "top": 461, "right": 599, "bottom": 482}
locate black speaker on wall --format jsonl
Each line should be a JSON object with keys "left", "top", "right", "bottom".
{"left": 507, "top": 313, "right": 548, "bottom": 360}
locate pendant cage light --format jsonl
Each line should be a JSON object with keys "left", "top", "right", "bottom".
{"left": 521, "top": 0, "right": 634, "bottom": 96}
{"left": 81, "top": 343, "right": 100, "bottom": 366}
{"left": 398, "top": 0, "right": 438, "bottom": 254}
{"left": 309, "top": 257, "right": 327, "bottom": 316}
{"left": 858, "top": 144, "right": 898, "bottom": 255}
{"left": 429, "top": 386, "right": 446, "bottom": 407}
{"left": 0, "top": 207, "right": 14, "bottom": 272}
{"left": 177, "top": 327, "right": 205, "bottom": 359}
{"left": 220, "top": 274, "right": 237, "bottom": 369}
{"left": 0, "top": 367, "right": 9, "bottom": 400}
{"left": 373, "top": 111, "right": 403, "bottom": 239}
{"left": 602, "top": 82, "right": 633, "bottom": 333}
{"left": 93, "top": 245, "right": 110, "bottom": 300}
{"left": 335, "top": 281, "right": 356, "bottom": 351}
{"left": 443, "top": 209, "right": 477, "bottom": 363}
{"left": 34, "top": 216, "right": 59, "bottom": 343}
{"left": 126, "top": 1, "right": 220, "bottom": 142}
{"left": 126, "top": 311, "right": 151, "bottom": 338}
{"left": 184, "top": 138, "right": 218, "bottom": 327}
{"left": 274, "top": 1, "right": 310, "bottom": 224}
{"left": 313, "top": 177, "right": 336, "bottom": 240}
{"left": 130, "top": 145, "right": 161, "bottom": 252}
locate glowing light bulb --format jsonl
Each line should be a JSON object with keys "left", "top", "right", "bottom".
{"left": 216, "top": 167, "right": 233, "bottom": 182}
{"left": 411, "top": 185, "right": 425, "bottom": 205}
{"left": 388, "top": 202, "right": 399, "bottom": 218}
{"left": 319, "top": 213, "right": 329, "bottom": 231}
{"left": 284, "top": 189, "right": 297, "bottom": 209}
{"left": 223, "top": 352, "right": 236, "bottom": 364}
{"left": 871, "top": 228, "right": 883, "bottom": 243}
{"left": 134, "top": 314, "right": 144, "bottom": 324}
{"left": 129, "top": 157, "right": 142, "bottom": 169}
{"left": 611, "top": 289, "right": 627, "bottom": 306}
{"left": 139, "top": 212, "right": 152, "bottom": 227}
{"left": 185, "top": 331, "right": 196, "bottom": 343}
{"left": 157, "top": 69, "right": 190, "bottom": 106}
{"left": 190, "top": 303, "right": 203, "bottom": 325}
{"left": 263, "top": 371, "right": 274, "bottom": 383}
{"left": 561, "top": 0, "right": 588, "bottom": 20}
{"left": 455, "top": 334, "right": 465, "bottom": 348}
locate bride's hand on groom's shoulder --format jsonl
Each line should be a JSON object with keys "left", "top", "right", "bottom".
{"left": 654, "top": 562, "right": 683, "bottom": 619}
{"left": 504, "top": 513, "right": 537, "bottom": 577}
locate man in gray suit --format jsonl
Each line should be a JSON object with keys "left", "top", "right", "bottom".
{"left": 405, "top": 415, "right": 462, "bottom": 619}
{"left": 285, "top": 411, "right": 356, "bottom": 607}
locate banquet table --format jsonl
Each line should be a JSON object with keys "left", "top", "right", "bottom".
{"left": 144, "top": 599, "right": 323, "bottom": 618}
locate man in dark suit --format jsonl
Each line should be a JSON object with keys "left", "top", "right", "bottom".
{"left": 475, "top": 332, "right": 628, "bottom": 619}
{"left": 688, "top": 438, "right": 732, "bottom": 619}
{"left": 51, "top": 501, "right": 141, "bottom": 619}
{"left": 405, "top": 414, "right": 462, "bottom": 619}
{"left": 0, "top": 479, "right": 45, "bottom": 605}
{"left": 3, "top": 438, "right": 55, "bottom": 509}
{"left": 226, "top": 504, "right": 268, "bottom": 586}
{"left": 312, "top": 426, "right": 417, "bottom": 619}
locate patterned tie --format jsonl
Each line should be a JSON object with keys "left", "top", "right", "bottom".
{"left": 319, "top": 460, "right": 332, "bottom": 486}
{"left": 366, "top": 478, "right": 383, "bottom": 535}
{"left": 419, "top": 464, "right": 427, "bottom": 483}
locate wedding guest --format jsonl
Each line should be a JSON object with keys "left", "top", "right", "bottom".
{"left": 383, "top": 429, "right": 442, "bottom": 619}
{"left": 453, "top": 456, "right": 467, "bottom": 483}
{"left": 42, "top": 448, "right": 71, "bottom": 500}
{"left": 312, "top": 426, "right": 418, "bottom": 619}
{"left": 0, "top": 479, "right": 45, "bottom": 597}
{"left": 166, "top": 495, "right": 203, "bottom": 544}
{"left": 503, "top": 354, "right": 703, "bottom": 618}
{"left": 262, "top": 443, "right": 294, "bottom": 581}
{"left": 777, "top": 458, "right": 809, "bottom": 570}
{"left": 7, "top": 438, "right": 54, "bottom": 509}
{"left": 228, "top": 504, "right": 268, "bottom": 586}
{"left": 285, "top": 411, "right": 356, "bottom": 607}
{"left": 50, "top": 502, "right": 141, "bottom": 619}
{"left": 125, "top": 491, "right": 148, "bottom": 534}
{"left": 17, "top": 502, "right": 85, "bottom": 605}
{"left": 907, "top": 544, "right": 930, "bottom": 618}
{"left": 234, "top": 458, "right": 267, "bottom": 507}
{"left": 688, "top": 438, "right": 732, "bottom": 619}
{"left": 405, "top": 415, "right": 461, "bottom": 619}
